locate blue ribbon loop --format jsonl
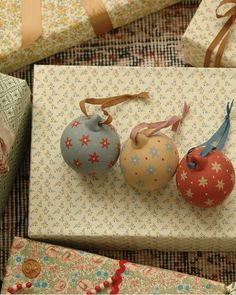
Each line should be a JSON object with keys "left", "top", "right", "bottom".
{"left": 187, "top": 100, "right": 233, "bottom": 169}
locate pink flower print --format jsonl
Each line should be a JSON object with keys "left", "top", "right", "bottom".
{"left": 49, "top": 264, "right": 58, "bottom": 273}
{"left": 126, "top": 263, "right": 139, "bottom": 271}
{"left": 54, "top": 279, "right": 67, "bottom": 292}
{"left": 12, "top": 239, "right": 25, "bottom": 250}
{"left": 61, "top": 250, "right": 77, "bottom": 262}
{"left": 142, "top": 267, "right": 158, "bottom": 276}
{"left": 91, "top": 255, "right": 105, "bottom": 265}
{"left": 173, "top": 271, "right": 188, "bottom": 278}
{"left": 45, "top": 246, "right": 60, "bottom": 257}
{"left": 78, "top": 280, "right": 94, "bottom": 292}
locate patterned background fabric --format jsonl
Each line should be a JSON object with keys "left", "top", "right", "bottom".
{"left": 1, "top": 0, "right": 236, "bottom": 287}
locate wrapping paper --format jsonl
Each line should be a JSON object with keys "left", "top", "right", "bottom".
{"left": 181, "top": 0, "right": 236, "bottom": 67}
{"left": 0, "top": 0, "right": 181, "bottom": 73}
{"left": 0, "top": 237, "right": 229, "bottom": 294}
{"left": 0, "top": 73, "right": 31, "bottom": 217}
{"left": 29, "top": 65, "right": 236, "bottom": 251}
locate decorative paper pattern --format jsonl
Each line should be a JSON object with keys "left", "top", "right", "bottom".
{"left": 1, "top": 237, "right": 226, "bottom": 294}
{"left": 29, "top": 66, "right": 236, "bottom": 251}
{"left": 0, "top": 74, "right": 31, "bottom": 216}
{"left": 0, "top": 0, "right": 181, "bottom": 73}
{"left": 181, "top": 0, "right": 236, "bottom": 67}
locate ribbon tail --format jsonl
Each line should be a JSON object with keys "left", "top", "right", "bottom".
{"left": 171, "top": 102, "right": 190, "bottom": 133}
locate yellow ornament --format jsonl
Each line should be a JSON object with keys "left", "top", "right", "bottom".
{"left": 120, "top": 103, "right": 190, "bottom": 192}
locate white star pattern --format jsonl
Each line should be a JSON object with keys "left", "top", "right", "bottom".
{"left": 186, "top": 188, "right": 193, "bottom": 198}
{"left": 211, "top": 162, "right": 221, "bottom": 173}
{"left": 216, "top": 179, "right": 225, "bottom": 190}
{"left": 205, "top": 199, "right": 214, "bottom": 206}
{"left": 198, "top": 176, "right": 208, "bottom": 187}
{"left": 181, "top": 170, "right": 187, "bottom": 181}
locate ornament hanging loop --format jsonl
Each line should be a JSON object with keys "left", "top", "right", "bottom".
{"left": 79, "top": 92, "right": 149, "bottom": 125}
{"left": 186, "top": 100, "right": 234, "bottom": 170}
{"left": 130, "top": 102, "right": 190, "bottom": 145}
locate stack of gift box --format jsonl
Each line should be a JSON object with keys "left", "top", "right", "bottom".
{"left": 1, "top": 0, "right": 236, "bottom": 294}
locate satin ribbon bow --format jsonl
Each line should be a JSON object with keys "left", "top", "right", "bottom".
{"left": 0, "top": 114, "right": 15, "bottom": 175}
{"left": 205, "top": 0, "right": 236, "bottom": 67}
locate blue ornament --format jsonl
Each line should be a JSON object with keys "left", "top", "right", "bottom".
{"left": 60, "top": 115, "right": 120, "bottom": 177}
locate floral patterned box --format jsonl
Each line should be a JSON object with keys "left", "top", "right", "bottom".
{"left": 0, "top": 74, "right": 31, "bottom": 217}
{"left": 0, "top": 0, "right": 181, "bottom": 73}
{"left": 181, "top": 0, "right": 236, "bottom": 67}
{"left": 1, "top": 237, "right": 232, "bottom": 294}
{"left": 29, "top": 65, "right": 236, "bottom": 251}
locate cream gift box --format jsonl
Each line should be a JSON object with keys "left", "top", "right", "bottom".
{"left": 181, "top": 0, "right": 236, "bottom": 67}
{"left": 29, "top": 65, "right": 236, "bottom": 251}
{"left": 0, "top": 0, "right": 181, "bottom": 74}
{"left": 0, "top": 74, "right": 31, "bottom": 217}
{"left": 1, "top": 237, "right": 234, "bottom": 294}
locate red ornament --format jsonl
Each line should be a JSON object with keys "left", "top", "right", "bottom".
{"left": 176, "top": 147, "right": 235, "bottom": 208}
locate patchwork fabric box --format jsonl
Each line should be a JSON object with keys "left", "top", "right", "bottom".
{"left": 29, "top": 65, "right": 236, "bottom": 251}
{"left": 181, "top": 0, "right": 236, "bottom": 67}
{"left": 0, "top": 74, "right": 31, "bottom": 217}
{"left": 1, "top": 237, "right": 235, "bottom": 294}
{"left": 0, "top": 0, "right": 181, "bottom": 73}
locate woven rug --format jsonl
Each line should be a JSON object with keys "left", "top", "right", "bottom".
{"left": 2, "top": 0, "right": 236, "bottom": 287}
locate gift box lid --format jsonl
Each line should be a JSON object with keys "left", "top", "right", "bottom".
{"left": 181, "top": 0, "right": 236, "bottom": 67}
{"left": 0, "top": 0, "right": 181, "bottom": 73}
{"left": 0, "top": 237, "right": 228, "bottom": 294}
{"left": 29, "top": 65, "right": 236, "bottom": 251}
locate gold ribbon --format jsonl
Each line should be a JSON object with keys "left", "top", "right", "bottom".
{"left": 204, "top": 0, "right": 236, "bottom": 67}
{"left": 79, "top": 92, "right": 149, "bottom": 125}
{"left": 21, "top": 0, "right": 43, "bottom": 49}
{"left": 20, "top": 0, "right": 113, "bottom": 48}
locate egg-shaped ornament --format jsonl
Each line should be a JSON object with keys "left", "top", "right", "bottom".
{"left": 120, "top": 103, "right": 190, "bottom": 191}
{"left": 60, "top": 92, "right": 149, "bottom": 177}
{"left": 176, "top": 101, "right": 235, "bottom": 208}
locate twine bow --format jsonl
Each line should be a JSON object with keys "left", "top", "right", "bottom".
{"left": 204, "top": 0, "right": 236, "bottom": 67}
{"left": 130, "top": 102, "right": 190, "bottom": 144}
{"left": 0, "top": 114, "right": 15, "bottom": 175}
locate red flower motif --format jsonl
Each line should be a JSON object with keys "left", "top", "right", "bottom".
{"left": 100, "top": 138, "right": 110, "bottom": 149}
{"left": 74, "top": 159, "right": 82, "bottom": 168}
{"left": 71, "top": 120, "right": 80, "bottom": 128}
{"left": 88, "top": 152, "right": 100, "bottom": 164}
{"left": 65, "top": 137, "right": 72, "bottom": 149}
{"left": 88, "top": 171, "right": 96, "bottom": 176}
{"left": 108, "top": 161, "right": 114, "bottom": 168}
{"left": 80, "top": 135, "right": 91, "bottom": 146}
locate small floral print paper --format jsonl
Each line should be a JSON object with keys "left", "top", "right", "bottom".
{"left": 1, "top": 238, "right": 226, "bottom": 294}
{"left": 0, "top": 0, "right": 181, "bottom": 73}
{"left": 181, "top": 0, "right": 236, "bottom": 67}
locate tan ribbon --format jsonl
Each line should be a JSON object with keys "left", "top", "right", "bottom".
{"left": 0, "top": 114, "right": 15, "bottom": 175}
{"left": 20, "top": 0, "right": 113, "bottom": 48}
{"left": 21, "top": 0, "right": 42, "bottom": 49}
{"left": 204, "top": 0, "right": 236, "bottom": 67}
{"left": 81, "top": 0, "right": 113, "bottom": 35}
{"left": 79, "top": 92, "right": 149, "bottom": 125}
